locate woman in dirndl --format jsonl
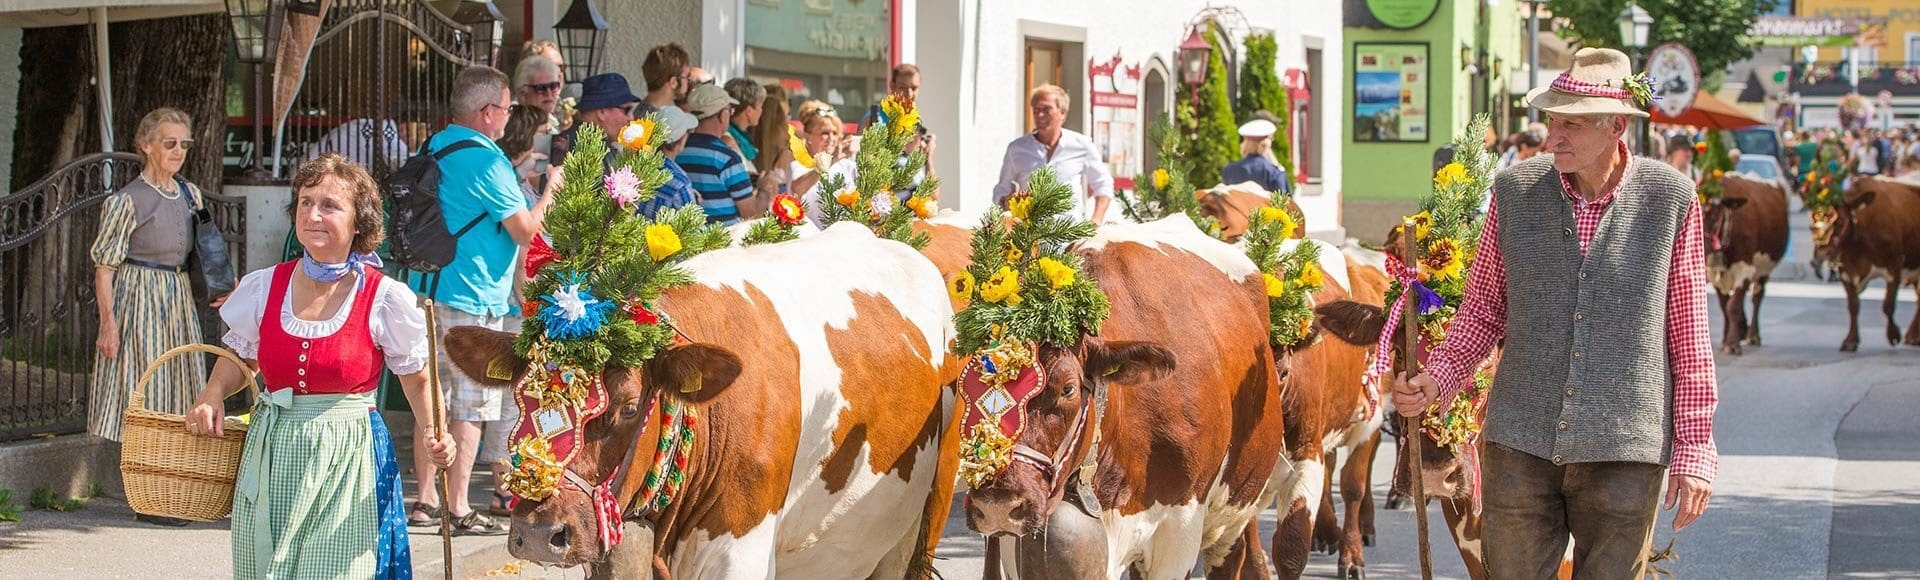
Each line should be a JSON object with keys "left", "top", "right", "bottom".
{"left": 89, "top": 109, "right": 212, "bottom": 495}
{"left": 186, "top": 154, "right": 454, "bottom": 579}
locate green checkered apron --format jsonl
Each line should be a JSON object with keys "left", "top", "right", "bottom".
{"left": 232, "top": 391, "right": 379, "bottom": 579}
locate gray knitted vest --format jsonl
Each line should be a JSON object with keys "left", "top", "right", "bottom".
{"left": 1485, "top": 154, "right": 1694, "bottom": 467}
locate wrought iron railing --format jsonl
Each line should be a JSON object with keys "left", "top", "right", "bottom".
{"left": 269, "top": 0, "right": 489, "bottom": 182}
{"left": 1790, "top": 61, "right": 1920, "bottom": 96}
{"left": 0, "top": 154, "right": 246, "bottom": 441}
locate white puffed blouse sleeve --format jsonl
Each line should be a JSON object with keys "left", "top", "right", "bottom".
{"left": 371, "top": 276, "right": 431, "bottom": 376}
{"left": 218, "top": 267, "right": 277, "bottom": 359}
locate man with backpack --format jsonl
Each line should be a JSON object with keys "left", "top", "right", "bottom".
{"left": 401, "top": 65, "right": 555, "bottom": 535}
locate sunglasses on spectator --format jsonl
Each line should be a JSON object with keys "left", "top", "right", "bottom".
{"left": 159, "top": 138, "right": 194, "bottom": 151}
{"left": 525, "top": 82, "right": 562, "bottom": 94}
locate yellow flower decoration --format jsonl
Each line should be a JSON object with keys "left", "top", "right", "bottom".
{"left": 880, "top": 95, "right": 921, "bottom": 139}
{"left": 835, "top": 188, "right": 860, "bottom": 207}
{"left": 1408, "top": 211, "right": 1433, "bottom": 241}
{"left": 1152, "top": 168, "right": 1171, "bottom": 189}
{"left": 906, "top": 195, "right": 935, "bottom": 219}
{"left": 645, "top": 224, "right": 682, "bottom": 261}
{"left": 1003, "top": 246, "right": 1024, "bottom": 264}
{"left": 1712, "top": 168, "right": 1725, "bottom": 179}
{"left": 1434, "top": 162, "right": 1468, "bottom": 189}
{"left": 1422, "top": 238, "right": 1465, "bottom": 282}
{"left": 979, "top": 265, "right": 1022, "bottom": 305}
{"left": 1295, "top": 262, "right": 1325, "bottom": 289}
{"left": 948, "top": 271, "right": 976, "bottom": 304}
{"left": 1008, "top": 195, "right": 1034, "bottom": 221}
{"left": 1036, "top": 257, "right": 1076, "bottom": 289}
{"left": 1263, "top": 273, "right": 1287, "bottom": 298}
{"left": 618, "top": 118, "right": 657, "bottom": 151}
{"left": 788, "top": 127, "right": 816, "bottom": 171}
{"left": 1259, "top": 206, "right": 1299, "bottom": 238}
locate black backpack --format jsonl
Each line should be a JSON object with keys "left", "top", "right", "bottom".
{"left": 384, "top": 139, "right": 489, "bottom": 273}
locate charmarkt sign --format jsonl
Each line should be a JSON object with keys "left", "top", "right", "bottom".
{"left": 1744, "top": 16, "right": 1884, "bottom": 47}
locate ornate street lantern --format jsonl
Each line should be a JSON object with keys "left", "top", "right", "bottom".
{"left": 1179, "top": 26, "right": 1211, "bottom": 87}
{"left": 1617, "top": 3, "right": 1652, "bottom": 51}
{"left": 223, "top": 0, "right": 283, "bottom": 179}
{"left": 453, "top": 0, "right": 506, "bottom": 67}
{"left": 555, "top": 0, "right": 610, "bottom": 82}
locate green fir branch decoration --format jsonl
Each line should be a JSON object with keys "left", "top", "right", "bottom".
{"left": 740, "top": 216, "right": 801, "bottom": 245}
{"left": 1382, "top": 114, "right": 1493, "bottom": 325}
{"left": 1693, "top": 130, "right": 1735, "bottom": 201}
{"left": 1799, "top": 137, "right": 1852, "bottom": 211}
{"left": 1119, "top": 109, "right": 1221, "bottom": 237}
{"left": 814, "top": 94, "right": 937, "bottom": 249}
{"left": 1240, "top": 200, "right": 1320, "bottom": 347}
{"left": 514, "top": 121, "right": 730, "bottom": 372}
{"left": 952, "top": 167, "right": 1110, "bottom": 355}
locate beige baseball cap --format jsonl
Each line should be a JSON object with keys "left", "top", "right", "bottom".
{"left": 684, "top": 84, "right": 738, "bottom": 119}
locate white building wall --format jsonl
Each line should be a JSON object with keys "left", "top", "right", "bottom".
{"left": 914, "top": 0, "right": 1345, "bottom": 235}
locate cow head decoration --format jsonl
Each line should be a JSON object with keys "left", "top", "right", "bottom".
{"left": 1820, "top": 179, "right": 1882, "bottom": 265}
{"left": 460, "top": 120, "right": 735, "bottom": 568}
{"left": 445, "top": 326, "right": 742, "bottom": 566}
{"left": 1701, "top": 195, "right": 1749, "bottom": 264}
{"left": 957, "top": 337, "right": 1173, "bottom": 536}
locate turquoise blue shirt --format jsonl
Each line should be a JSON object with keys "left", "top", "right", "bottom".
{"left": 408, "top": 124, "right": 528, "bottom": 317}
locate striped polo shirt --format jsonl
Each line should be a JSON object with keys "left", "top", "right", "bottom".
{"left": 674, "top": 133, "right": 754, "bottom": 225}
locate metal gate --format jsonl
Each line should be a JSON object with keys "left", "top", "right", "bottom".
{"left": 0, "top": 153, "right": 247, "bottom": 441}
{"left": 272, "top": 0, "right": 493, "bottom": 181}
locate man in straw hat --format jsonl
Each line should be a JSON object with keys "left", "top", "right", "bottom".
{"left": 1392, "top": 47, "right": 1717, "bottom": 579}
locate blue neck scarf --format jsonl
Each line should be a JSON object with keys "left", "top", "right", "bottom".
{"left": 301, "top": 252, "right": 383, "bottom": 283}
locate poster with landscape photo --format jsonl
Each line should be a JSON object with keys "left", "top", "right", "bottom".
{"left": 1352, "top": 42, "right": 1429, "bottom": 142}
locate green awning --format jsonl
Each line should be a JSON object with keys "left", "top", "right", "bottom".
{"left": 1744, "top": 16, "right": 1883, "bottom": 48}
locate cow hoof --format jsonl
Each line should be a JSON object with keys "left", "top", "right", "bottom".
{"left": 1339, "top": 564, "right": 1365, "bottom": 580}
{"left": 1889, "top": 328, "right": 1905, "bottom": 346}
{"left": 1841, "top": 341, "right": 1859, "bottom": 352}
{"left": 1746, "top": 335, "right": 1763, "bottom": 346}
{"left": 1721, "top": 343, "right": 1742, "bottom": 356}
{"left": 1383, "top": 496, "right": 1406, "bottom": 511}
{"left": 1362, "top": 533, "right": 1374, "bottom": 547}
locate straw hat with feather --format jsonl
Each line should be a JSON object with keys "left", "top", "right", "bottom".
{"left": 1525, "top": 47, "right": 1653, "bottom": 118}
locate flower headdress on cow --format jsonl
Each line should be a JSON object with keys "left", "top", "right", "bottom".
{"left": 1240, "top": 200, "right": 1322, "bottom": 348}
{"left": 948, "top": 168, "right": 1111, "bottom": 488}
{"left": 1367, "top": 115, "right": 1496, "bottom": 491}
{"left": 1692, "top": 130, "right": 1734, "bottom": 203}
{"left": 1118, "top": 109, "right": 1224, "bottom": 238}
{"left": 814, "top": 93, "right": 941, "bottom": 248}
{"left": 1800, "top": 137, "right": 1853, "bottom": 249}
{"left": 501, "top": 119, "right": 731, "bottom": 505}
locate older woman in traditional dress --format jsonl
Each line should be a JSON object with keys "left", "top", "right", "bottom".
{"left": 90, "top": 109, "right": 213, "bottom": 526}
{"left": 186, "top": 155, "right": 453, "bottom": 579}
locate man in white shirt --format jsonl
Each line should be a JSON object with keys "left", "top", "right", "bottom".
{"left": 993, "top": 84, "right": 1115, "bottom": 223}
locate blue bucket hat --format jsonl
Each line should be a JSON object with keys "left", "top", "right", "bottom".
{"left": 577, "top": 73, "right": 641, "bottom": 112}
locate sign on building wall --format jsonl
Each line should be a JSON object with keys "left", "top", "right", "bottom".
{"left": 1352, "top": 42, "right": 1430, "bottom": 143}
{"left": 1089, "top": 53, "right": 1141, "bottom": 189}
{"left": 744, "top": 0, "right": 889, "bottom": 61}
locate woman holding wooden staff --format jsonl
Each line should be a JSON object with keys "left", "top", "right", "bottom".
{"left": 1393, "top": 48, "right": 1718, "bottom": 580}
{"left": 185, "top": 154, "right": 455, "bottom": 578}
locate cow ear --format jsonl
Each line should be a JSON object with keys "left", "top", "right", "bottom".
{"left": 443, "top": 326, "right": 525, "bottom": 387}
{"left": 1718, "top": 197, "right": 1749, "bottom": 210}
{"left": 1844, "top": 189, "right": 1876, "bottom": 209}
{"left": 646, "top": 343, "right": 744, "bottom": 403}
{"left": 1314, "top": 300, "right": 1387, "bottom": 346}
{"left": 1082, "top": 338, "right": 1177, "bottom": 386}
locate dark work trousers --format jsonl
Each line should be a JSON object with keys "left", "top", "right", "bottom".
{"left": 1481, "top": 442, "right": 1666, "bottom": 579}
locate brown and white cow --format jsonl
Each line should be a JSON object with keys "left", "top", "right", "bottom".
{"left": 446, "top": 223, "right": 959, "bottom": 578}
{"left": 1197, "top": 183, "right": 1308, "bottom": 242}
{"left": 1704, "top": 173, "right": 1790, "bottom": 355}
{"left": 1266, "top": 243, "right": 1391, "bottom": 580}
{"left": 1820, "top": 176, "right": 1920, "bottom": 351}
{"left": 963, "top": 214, "right": 1289, "bottom": 579}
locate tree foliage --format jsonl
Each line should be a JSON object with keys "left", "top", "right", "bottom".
{"left": 1546, "top": 0, "right": 1775, "bottom": 77}
{"left": 1179, "top": 23, "right": 1239, "bottom": 189}
{"left": 1235, "top": 33, "right": 1292, "bottom": 174}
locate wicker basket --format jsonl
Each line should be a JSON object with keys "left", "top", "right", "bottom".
{"left": 120, "top": 343, "right": 259, "bottom": 522}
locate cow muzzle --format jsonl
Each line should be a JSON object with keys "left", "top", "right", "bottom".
{"left": 965, "top": 475, "right": 1041, "bottom": 536}
{"left": 509, "top": 495, "right": 600, "bottom": 565}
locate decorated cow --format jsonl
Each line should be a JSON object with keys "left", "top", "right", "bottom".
{"left": 949, "top": 168, "right": 1289, "bottom": 578}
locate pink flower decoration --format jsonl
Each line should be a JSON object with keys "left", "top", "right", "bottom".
{"left": 605, "top": 167, "right": 642, "bottom": 206}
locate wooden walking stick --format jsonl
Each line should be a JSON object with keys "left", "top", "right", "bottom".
{"left": 1399, "top": 219, "right": 1435, "bottom": 580}
{"left": 425, "top": 299, "right": 454, "bottom": 579}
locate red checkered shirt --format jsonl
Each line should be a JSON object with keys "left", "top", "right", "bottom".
{"left": 1425, "top": 142, "right": 1719, "bottom": 483}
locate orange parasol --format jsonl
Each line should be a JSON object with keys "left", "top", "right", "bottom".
{"left": 1650, "top": 90, "right": 1765, "bottom": 130}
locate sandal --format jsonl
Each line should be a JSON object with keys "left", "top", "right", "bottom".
{"left": 407, "top": 502, "right": 443, "bottom": 527}
{"left": 450, "top": 510, "right": 508, "bottom": 536}
{"left": 487, "top": 491, "right": 514, "bottom": 517}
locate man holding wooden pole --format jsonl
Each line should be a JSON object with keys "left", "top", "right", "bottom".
{"left": 1392, "top": 47, "right": 1719, "bottom": 580}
